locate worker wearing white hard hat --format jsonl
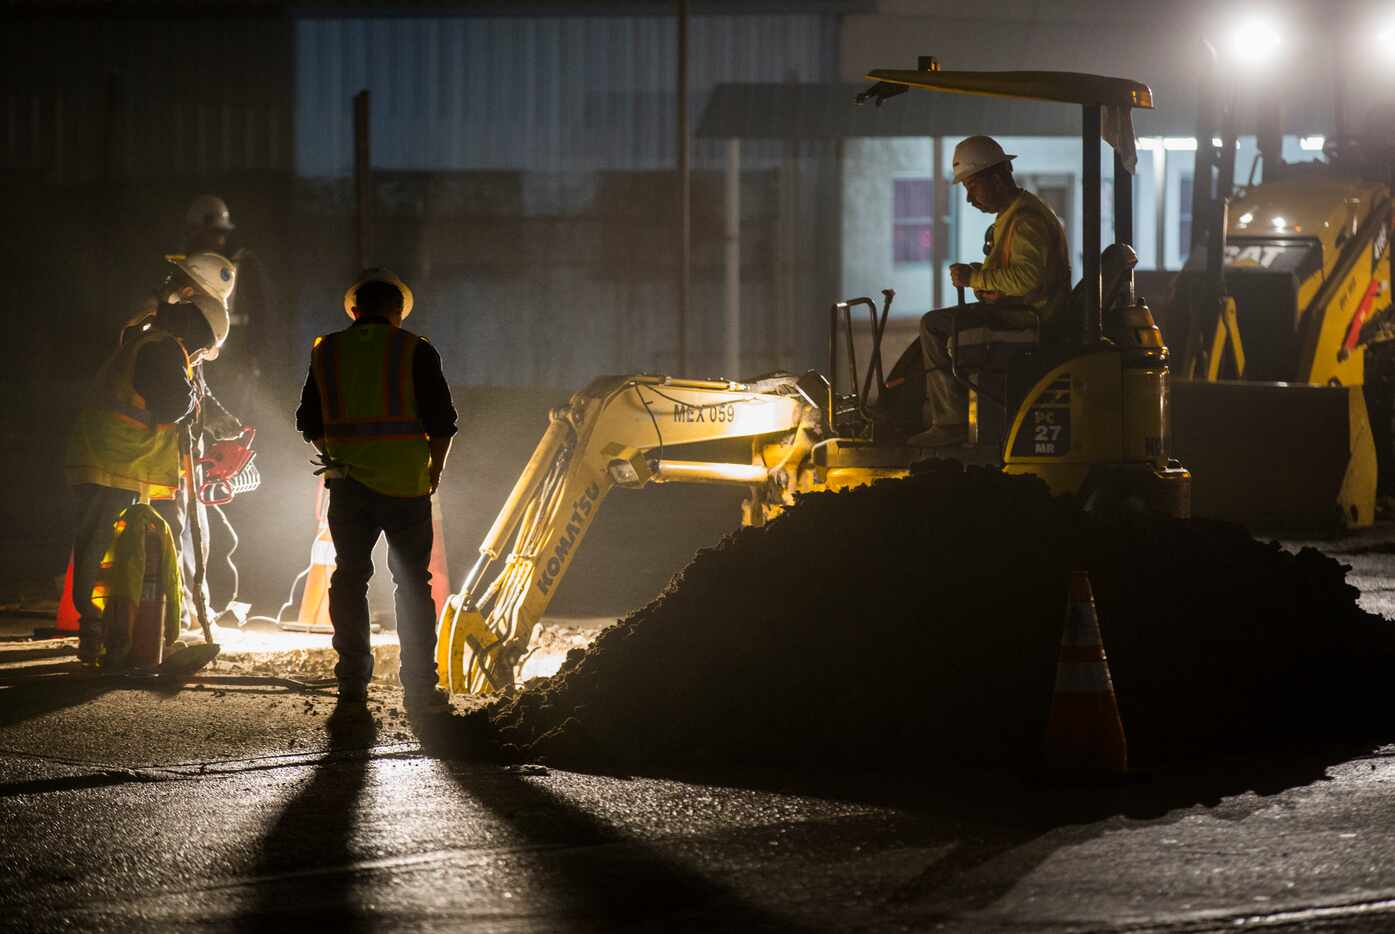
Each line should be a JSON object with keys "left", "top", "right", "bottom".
{"left": 186, "top": 194, "right": 235, "bottom": 254}
{"left": 63, "top": 299, "right": 218, "bottom": 663}
{"left": 119, "top": 245, "right": 243, "bottom": 639}
{"left": 910, "top": 135, "right": 1072, "bottom": 448}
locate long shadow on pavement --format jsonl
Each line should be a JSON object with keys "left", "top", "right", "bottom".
{"left": 418, "top": 718, "right": 825, "bottom": 933}
{"left": 234, "top": 701, "right": 378, "bottom": 934}
{"left": 415, "top": 710, "right": 1359, "bottom": 928}
{"left": 0, "top": 677, "right": 118, "bottom": 728}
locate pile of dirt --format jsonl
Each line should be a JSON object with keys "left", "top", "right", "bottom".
{"left": 479, "top": 461, "right": 1395, "bottom": 771}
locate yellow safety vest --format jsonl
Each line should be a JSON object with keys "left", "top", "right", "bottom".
{"left": 974, "top": 189, "right": 1072, "bottom": 326}
{"left": 312, "top": 323, "right": 431, "bottom": 498}
{"left": 64, "top": 329, "right": 189, "bottom": 500}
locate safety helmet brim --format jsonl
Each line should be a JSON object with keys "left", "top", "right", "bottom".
{"left": 953, "top": 153, "right": 1016, "bottom": 185}
{"left": 190, "top": 293, "right": 230, "bottom": 349}
{"left": 343, "top": 268, "right": 415, "bottom": 320}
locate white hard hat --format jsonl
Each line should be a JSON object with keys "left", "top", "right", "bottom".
{"left": 187, "top": 194, "right": 235, "bottom": 232}
{"left": 190, "top": 292, "right": 230, "bottom": 353}
{"left": 166, "top": 251, "right": 237, "bottom": 305}
{"left": 343, "top": 267, "right": 415, "bottom": 320}
{"left": 951, "top": 135, "right": 1017, "bottom": 185}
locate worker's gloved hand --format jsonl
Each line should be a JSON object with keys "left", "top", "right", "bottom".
{"left": 203, "top": 407, "right": 243, "bottom": 442}
{"left": 312, "top": 452, "right": 347, "bottom": 481}
{"left": 949, "top": 263, "right": 976, "bottom": 289}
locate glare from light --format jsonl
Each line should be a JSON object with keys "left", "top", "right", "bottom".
{"left": 1228, "top": 16, "right": 1283, "bottom": 66}
{"left": 1238, "top": 211, "right": 1255, "bottom": 224}
{"left": 1163, "top": 137, "right": 1198, "bottom": 151}
{"left": 1300, "top": 135, "right": 1326, "bottom": 151}
{"left": 1136, "top": 136, "right": 1162, "bottom": 152}
{"left": 1272, "top": 216, "right": 1287, "bottom": 229}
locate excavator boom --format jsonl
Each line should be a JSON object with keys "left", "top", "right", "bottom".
{"left": 436, "top": 372, "right": 893, "bottom": 694}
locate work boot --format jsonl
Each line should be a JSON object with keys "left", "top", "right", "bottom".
{"left": 77, "top": 619, "right": 103, "bottom": 666}
{"left": 908, "top": 424, "right": 969, "bottom": 448}
{"left": 403, "top": 685, "right": 452, "bottom": 717}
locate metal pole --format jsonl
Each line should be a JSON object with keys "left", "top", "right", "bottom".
{"left": 1152, "top": 146, "right": 1167, "bottom": 270}
{"left": 353, "top": 89, "right": 371, "bottom": 270}
{"left": 1082, "top": 104, "right": 1102, "bottom": 344}
{"left": 932, "top": 135, "right": 946, "bottom": 308}
{"left": 724, "top": 138, "right": 741, "bottom": 379}
{"left": 1114, "top": 148, "right": 1135, "bottom": 306}
{"left": 676, "top": 0, "right": 690, "bottom": 373}
{"left": 1113, "top": 150, "right": 1133, "bottom": 247}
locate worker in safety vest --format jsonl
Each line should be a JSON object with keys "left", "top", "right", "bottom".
{"left": 295, "top": 268, "right": 458, "bottom": 715}
{"left": 123, "top": 251, "right": 240, "bottom": 634}
{"left": 64, "top": 297, "right": 224, "bottom": 664}
{"left": 913, "top": 135, "right": 1072, "bottom": 447}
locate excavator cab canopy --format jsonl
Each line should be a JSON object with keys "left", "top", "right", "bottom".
{"left": 858, "top": 59, "right": 1156, "bottom": 345}
{"left": 859, "top": 67, "right": 1154, "bottom": 110}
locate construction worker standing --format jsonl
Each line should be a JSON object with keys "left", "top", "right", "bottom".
{"left": 184, "top": 194, "right": 235, "bottom": 255}
{"left": 295, "top": 268, "right": 457, "bottom": 714}
{"left": 914, "top": 135, "right": 1072, "bottom": 447}
{"left": 123, "top": 252, "right": 239, "bottom": 636}
{"left": 64, "top": 298, "right": 224, "bottom": 664}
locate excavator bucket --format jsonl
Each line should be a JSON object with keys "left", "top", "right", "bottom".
{"left": 1171, "top": 380, "right": 1377, "bottom": 531}
{"left": 436, "top": 595, "right": 507, "bottom": 695}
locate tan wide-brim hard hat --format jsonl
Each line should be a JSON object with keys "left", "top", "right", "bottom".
{"left": 343, "top": 267, "right": 415, "bottom": 320}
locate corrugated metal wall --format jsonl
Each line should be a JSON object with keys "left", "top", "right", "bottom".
{"left": 294, "top": 14, "right": 838, "bottom": 176}
{"left": 286, "top": 12, "right": 844, "bottom": 394}
{"left": 1, "top": 16, "right": 294, "bottom": 181}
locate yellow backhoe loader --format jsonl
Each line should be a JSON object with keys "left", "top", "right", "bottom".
{"left": 1167, "top": 46, "right": 1394, "bottom": 530}
{"left": 436, "top": 61, "right": 1191, "bottom": 696}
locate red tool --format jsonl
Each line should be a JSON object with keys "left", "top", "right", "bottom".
{"left": 198, "top": 426, "right": 262, "bottom": 506}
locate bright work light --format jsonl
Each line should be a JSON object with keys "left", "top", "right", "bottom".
{"left": 1227, "top": 15, "right": 1283, "bottom": 66}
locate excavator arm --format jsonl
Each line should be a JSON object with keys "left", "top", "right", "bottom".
{"left": 436, "top": 372, "right": 827, "bottom": 695}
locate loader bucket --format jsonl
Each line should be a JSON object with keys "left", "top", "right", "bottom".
{"left": 436, "top": 596, "right": 506, "bottom": 695}
{"left": 1171, "top": 380, "right": 1377, "bottom": 532}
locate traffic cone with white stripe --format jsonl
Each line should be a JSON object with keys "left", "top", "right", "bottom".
{"left": 290, "top": 483, "right": 335, "bottom": 633}
{"left": 1044, "top": 570, "right": 1128, "bottom": 774}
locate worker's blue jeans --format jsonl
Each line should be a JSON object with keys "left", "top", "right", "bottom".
{"left": 325, "top": 478, "right": 438, "bottom": 696}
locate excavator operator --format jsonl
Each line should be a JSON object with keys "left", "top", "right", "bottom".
{"left": 913, "top": 135, "right": 1072, "bottom": 447}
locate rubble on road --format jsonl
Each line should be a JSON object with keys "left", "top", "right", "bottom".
{"left": 477, "top": 460, "right": 1395, "bottom": 771}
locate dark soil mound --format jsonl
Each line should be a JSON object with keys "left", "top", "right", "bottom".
{"left": 481, "top": 461, "right": 1395, "bottom": 771}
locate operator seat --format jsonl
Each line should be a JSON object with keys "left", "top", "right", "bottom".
{"left": 872, "top": 245, "right": 1137, "bottom": 438}
{"left": 952, "top": 243, "right": 1139, "bottom": 383}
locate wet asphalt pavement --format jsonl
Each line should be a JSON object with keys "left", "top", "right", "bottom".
{"left": 5, "top": 530, "right": 1395, "bottom": 932}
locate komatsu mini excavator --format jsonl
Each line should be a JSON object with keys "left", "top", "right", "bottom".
{"left": 1167, "top": 47, "right": 1394, "bottom": 530}
{"left": 436, "top": 61, "right": 1191, "bottom": 695}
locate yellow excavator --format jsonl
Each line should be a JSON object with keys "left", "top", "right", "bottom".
{"left": 1167, "top": 47, "right": 1394, "bottom": 530}
{"left": 436, "top": 61, "right": 1192, "bottom": 695}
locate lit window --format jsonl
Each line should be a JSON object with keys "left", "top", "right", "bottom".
{"left": 893, "top": 179, "right": 934, "bottom": 264}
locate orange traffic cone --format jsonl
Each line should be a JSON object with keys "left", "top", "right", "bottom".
{"left": 1043, "top": 570, "right": 1128, "bottom": 774}
{"left": 291, "top": 483, "right": 335, "bottom": 633}
{"left": 55, "top": 552, "right": 81, "bottom": 633}
{"left": 429, "top": 497, "right": 450, "bottom": 618}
